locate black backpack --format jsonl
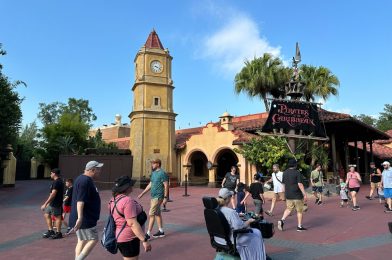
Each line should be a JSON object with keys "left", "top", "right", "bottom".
{"left": 101, "top": 196, "right": 126, "bottom": 254}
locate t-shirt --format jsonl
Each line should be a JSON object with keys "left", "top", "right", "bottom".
{"left": 272, "top": 171, "right": 284, "bottom": 193}
{"left": 249, "top": 182, "right": 264, "bottom": 200}
{"left": 49, "top": 178, "right": 64, "bottom": 208}
{"left": 370, "top": 167, "right": 381, "bottom": 183}
{"left": 347, "top": 172, "right": 361, "bottom": 188}
{"left": 69, "top": 174, "right": 101, "bottom": 229}
{"left": 64, "top": 186, "right": 73, "bottom": 206}
{"left": 109, "top": 195, "right": 143, "bottom": 243}
{"left": 382, "top": 168, "right": 392, "bottom": 188}
{"left": 224, "top": 173, "right": 239, "bottom": 190}
{"left": 150, "top": 169, "right": 169, "bottom": 199}
{"left": 214, "top": 206, "right": 245, "bottom": 245}
{"left": 310, "top": 170, "right": 323, "bottom": 187}
{"left": 282, "top": 169, "right": 304, "bottom": 200}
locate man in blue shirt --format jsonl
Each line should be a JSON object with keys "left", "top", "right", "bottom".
{"left": 138, "top": 158, "right": 169, "bottom": 240}
{"left": 69, "top": 161, "right": 103, "bottom": 260}
{"left": 381, "top": 161, "right": 392, "bottom": 213}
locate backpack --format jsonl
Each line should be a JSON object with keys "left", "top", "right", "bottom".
{"left": 101, "top": 196, "right": 126, "bottom": 254}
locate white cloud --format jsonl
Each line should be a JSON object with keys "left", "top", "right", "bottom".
{"left": 200, "top": 12, "right": 282, "bottom": 76}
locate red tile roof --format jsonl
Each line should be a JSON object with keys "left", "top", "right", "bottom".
{"left": 108, "top": 137, "right": 130, "bottom": 149}
{"left": 350, "top": 142, "right": 392, "bottom": 160}
{"left": 375, "top": 130, "right": 392, "bottom": 145}
{"left": 145, "top": 30, "right": 164, "bottom": 50}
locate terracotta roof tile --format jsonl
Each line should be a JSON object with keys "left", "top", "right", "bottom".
{"left": 350, "top": 142, "right": 392, "bottom": 160}
{"left": 145, "top": 30, "right": 164, "bottom": 50}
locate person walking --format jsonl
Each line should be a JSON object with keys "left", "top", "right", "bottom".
{"left": 69, "top": 161, "right": 104, "bottom": 260}
{"left": 138, "top": 159, "right": 169, "bottom": 240}
{"left": 346, "top": 166, "right": 362, "bottom": 211}
{"left": 63, "top": 178, "right": 73, "bottom": 233}
{"left": 110, "top": 176, "right": 152, "bottom": 259}
{"left": 366, "top": 162, "right": 382, "bottom": 200}
{"left": 41, "top": 168, "right": 64, "bottom": 239}
{"left": 242, "top": 174, "right": 265, "bottom": 218}
{"left": 381, "top": 161, "right": 392, "bottom": 213}
{"left": 221, "top": 166, "right": 240, "bottom": 209}
{"left": 277, "top": 159, "right": 308, "bottom": 232}
{"left": 310, "top": 164, "right": 324, "bottom": 205}
{"left": 265, "top": 164, "right": 284, "bottom": 216}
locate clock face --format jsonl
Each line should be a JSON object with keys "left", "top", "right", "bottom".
{"left": 150, "top": 60, "right": 163, "bottom": 73}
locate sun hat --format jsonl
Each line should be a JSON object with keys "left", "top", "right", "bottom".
{"left": 288, "top": 158, "right": 298, "bottom": 168}
{"left": 112, "top": 175, "right": 135, "bottom": 193}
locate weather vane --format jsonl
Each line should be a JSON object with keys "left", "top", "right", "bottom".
{"left": 285, "top": 42, "right": 305, "bottom": 100}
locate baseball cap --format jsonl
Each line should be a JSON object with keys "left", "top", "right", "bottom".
{"left": 382, "top": 161, "right": 390, "bottom": 166}
{"left": 218, "top": 188, "right": 234, "bottom": 199}
{"left": 85, "top": 161, "right": 104, "bottom": 170}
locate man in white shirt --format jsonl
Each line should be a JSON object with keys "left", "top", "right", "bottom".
{"left": 266, "top": 164, "right": 285, "bottom": 216}
{"left": 381, "top": 161, "right": 392, "bottom": 213}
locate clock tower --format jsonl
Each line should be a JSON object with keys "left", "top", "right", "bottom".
{"left": 129, "top": 30, "right": 177, "bottom": 184}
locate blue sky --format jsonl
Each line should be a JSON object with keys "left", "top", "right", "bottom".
{"left": 1, "top": 0, "right": 391, "bottom": 130}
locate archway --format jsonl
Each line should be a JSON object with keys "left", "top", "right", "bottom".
{"left": 37, "top": 165, "right": 45, "bottom": 179}
{"left": 188, "top": 151, "right": 209, "bottom": 185}
{"left": 215, "top": 149, "right": 239, "bottom": 183}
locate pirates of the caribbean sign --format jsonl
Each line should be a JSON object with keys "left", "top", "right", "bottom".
{"left": 262, "top": 100, "right": 326, "bottom": 137}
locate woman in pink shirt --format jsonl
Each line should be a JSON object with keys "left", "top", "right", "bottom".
{"left": 346, "top": 166, "right": 362, "bottom": 211}
{"left": 110, "top": 176, "right": 151, "bottom": 259}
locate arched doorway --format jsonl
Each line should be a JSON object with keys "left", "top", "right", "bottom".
{"left": 188, "top": 151, "right": 208, "bottom": 185}
{"left": 215, "top": 149, "right": 239, "bottom": 183}
{"left": 37, "top": 165, "right": 45, "bottom": 179}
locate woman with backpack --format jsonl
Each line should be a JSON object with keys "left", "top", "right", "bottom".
{"left": 110, "top": 176, "right": 151, "bottom": 259}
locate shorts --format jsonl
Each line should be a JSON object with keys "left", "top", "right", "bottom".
{"left": 149, "top": 198, "right": 163, "bottom": 216}
{"left": 76, "top": 226, "right": 98, "bottom": 241}
{"left": 117, "top": 238, "right": 140, "bottom": 257}
{"left": 274, "top": 192, "right": 285, "bottom": 201}
{"left": 384, "top": 188, "right": 392, "bottom": 199}
{"left": 371, "top": 182, "right": 380, "bottom": 189}
{"left": 286, "top": 199, "right": 305, "bottom": 213}
{"left": 341, "top": 199, "right": 348, "bottom": 202}
{"left": 312, "top": 186, "right": 323, "bottom": 193}
{"left": 253, "top": 199, "right": 263, "bottom": 214}
{"left": 349, "top": 187, "right": 360, "bottom": 193}
{"left": 51, "top": 215, "right": 64, "bottom": 222}
{"left": 44, "top": 205, "right": 62, "bottom": 216}
{"left": 63, "top": 205, "right": 71, "bottom": 213}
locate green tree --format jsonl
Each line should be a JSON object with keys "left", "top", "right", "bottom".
{"left": 15, "top": 122, "right": 38, "bottom": 161}
{"left": 301, "top": 65, "right": 340, "bottom": 102}
{"left": 37, "top": 99, "right": 95, "bottom": 166}
{"left": 234, "top": 53, "right": 288, "bottom": 112}
{"left": 234, "top": 136, "right": 307, "bottom": 173}
{"left": 376, "top": 104, "right": 392, "bottom": 131}
{"left": 353, "top": 114, "right": 377, "bottom": 127}
{"left": 0, "top": 44, "right": 24, "bottom": 150}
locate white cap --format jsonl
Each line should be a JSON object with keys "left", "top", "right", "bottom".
{"left": 218, "top": 188, "right": 234, "bottom": 199}
{"left": 85, "top": 161, "right": 104, "bottom": 170}
{"left": 382, "top": 161, "right": 390, "bottom": 166}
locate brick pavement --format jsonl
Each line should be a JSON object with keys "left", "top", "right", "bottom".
{"left": 0, "top": 180, "right": 391, "bottom": 260}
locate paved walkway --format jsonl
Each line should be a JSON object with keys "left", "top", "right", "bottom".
{"left": 0, "top": 180, "right": 391, "bottom": 259}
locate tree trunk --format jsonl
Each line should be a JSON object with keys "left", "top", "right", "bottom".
{"left": 262, "top": 94, "right": 270, "bottom": 112}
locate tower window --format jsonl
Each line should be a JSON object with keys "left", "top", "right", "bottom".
{"left": 153, "top": 96, "right": 161, "bottom": 108}
{"left": 154, "top": 97, "right": 159, "bottom": 106}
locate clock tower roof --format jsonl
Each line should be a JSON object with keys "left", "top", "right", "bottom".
{"left": 145, "top": 29, "right": 164, "bottom": 50}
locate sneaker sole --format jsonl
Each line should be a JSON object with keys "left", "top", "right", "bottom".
{"left": 277, "top": 222, "right": 283, "bottom": 231}
{"left": 152, "top": 235, "right": 165, "bottom": 238}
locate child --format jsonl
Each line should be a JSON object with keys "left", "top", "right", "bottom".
{"left": 377, "top": 183, "right": 385, "bottom": 204}
{"left": 235, "top": 182, "right": 246, "bottom": 215}
{"left": 62, "top": 178, "right": 73, "bottom": 233}
{"left": 339, "top": 178, "right": 349, "bottom": 208}
{"left": 243, "top": 174, "right": 265, "bottom": 218}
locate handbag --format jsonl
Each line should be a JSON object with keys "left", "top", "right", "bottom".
{"left": 135, "top": 200, "right": 148, "bottom": 226}
{"left": 250, "top": 220, "right": 274, "bottom": 239}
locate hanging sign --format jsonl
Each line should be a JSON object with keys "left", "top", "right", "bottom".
{"left": 262, "top": 100, "right": 326, "bottom": 137}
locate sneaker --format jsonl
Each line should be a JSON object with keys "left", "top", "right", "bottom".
{"left": 51, "top": 232, "right": 63, "bottom": 239}
{"left": 265, "top": 211, "right": 273, "bottom": 217}
{"left": 352, "top": 206, "right": 360, "bottom": 211}
{"left": 42, "top": 230, "right": 55, "bottom": 238}
{"left": 365, "top": 196, "right": 372, "bottom": 200}
{"left": 277, "top": 220, "right": 284, "bottom": 231}
{"left": 317, "top": 200, "right": 322, "bottom": 205}
{"left": 66, "top": 227, "right": 72, "bottom": 233}
{"left": 152, "top": 230, "right": 165, "bottom": 238}
{"left": 384, "top": 209, "right": 392, "bottom": 213}
{"left": 297, "top": 226, "right": 307, "bottom": 232}
{"left": 145, "top": 233, "right": 151, "bottom": 240}
{"left": 315, "top": 198, "right": 319, "bottom": 204}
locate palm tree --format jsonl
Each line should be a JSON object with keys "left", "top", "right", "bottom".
{"left": 301, "top": 65, "right": 340, "bottom": 102}
{"left": 234, "top": 53, "right": 287, "bottom": 111}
